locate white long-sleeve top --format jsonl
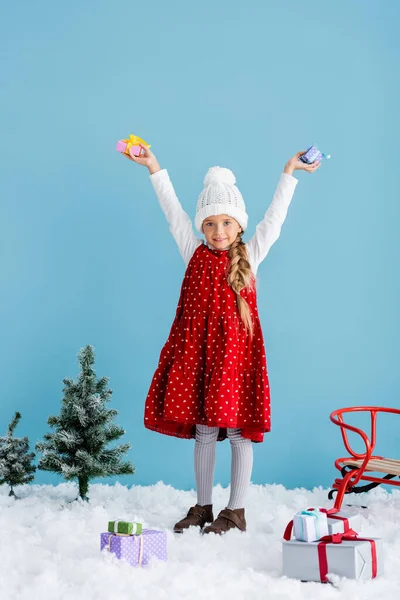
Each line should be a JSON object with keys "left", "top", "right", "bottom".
{"left": 149, "top": 169, "right": 298, "bottom": 275}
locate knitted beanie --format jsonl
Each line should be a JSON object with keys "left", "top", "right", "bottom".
{"left": 195, "top": 166, "right": 248, "bottom": 233}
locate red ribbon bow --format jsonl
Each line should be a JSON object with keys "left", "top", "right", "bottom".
{"left": 318, "top": 528, "right": 358, "bottom": 544}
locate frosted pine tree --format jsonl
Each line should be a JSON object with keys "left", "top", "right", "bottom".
{"left": 36, "top": 345, "right": 134, "bottom": 501}
{"left": 0, "top": 412, "right": 36, "bottom": 498}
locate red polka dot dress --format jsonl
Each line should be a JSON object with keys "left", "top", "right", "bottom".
{"left": 144, "top": 168, "right": 298, "bottom": 444}
{"left": 144, "top": 242, "right": 270, "bottom": 443}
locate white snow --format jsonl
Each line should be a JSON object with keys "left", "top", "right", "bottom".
{"left": 1, "top": 481, "right": 399, "bottom": 600}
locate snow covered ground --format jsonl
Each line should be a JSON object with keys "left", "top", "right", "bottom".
{"left": 1, "top": 481, "right": 399, "bottom": 600}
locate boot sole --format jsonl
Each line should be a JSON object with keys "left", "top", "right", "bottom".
{"left": 173, "top": 521, "right": 213, "bottom": 534}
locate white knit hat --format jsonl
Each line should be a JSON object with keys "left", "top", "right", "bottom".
{"left": 195, "top": 166, "right": 248, "bottom": 233}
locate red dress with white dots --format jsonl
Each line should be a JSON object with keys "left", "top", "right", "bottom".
{"left": 144, "top": 242, "right": 270, "bottom": 443}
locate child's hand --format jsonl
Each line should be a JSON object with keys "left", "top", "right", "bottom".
{"left": 124, "top": 143, "right": 161, "bottom": 175}
{"left": 283, "top": 150, "right": 322, "bottom": 175}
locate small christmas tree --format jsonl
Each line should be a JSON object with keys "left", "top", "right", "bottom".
{"left": 0, "top": 412, "right": 36, "bottom": 498}
{"left": 36, "top": 345, "right": 134, "bottom": 501}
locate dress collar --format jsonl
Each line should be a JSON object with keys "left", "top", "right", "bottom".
{"left": 204, "top": 240, "right": 232, "bottom": 252}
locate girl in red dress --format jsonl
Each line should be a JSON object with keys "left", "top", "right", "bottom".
{"left": 127, "top": 143, "right": 320, "bottom": 534}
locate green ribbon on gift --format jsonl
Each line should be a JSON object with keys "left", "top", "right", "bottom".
{"left": 108, "top": 520, "right": 143, "bottom": 535}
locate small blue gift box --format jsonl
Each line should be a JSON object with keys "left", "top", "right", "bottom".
{"left": 293, "top": 508, "right": 329, "bottom": 542}
{"left": 300, "top": 145, "right": 331, "bottom": 164}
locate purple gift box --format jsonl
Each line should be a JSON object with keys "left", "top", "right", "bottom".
{"left": 300, "top": 145, "right": 331, "bottom": 164}
{"left": 100, "top": 529, "right": 167, "bottom": 567}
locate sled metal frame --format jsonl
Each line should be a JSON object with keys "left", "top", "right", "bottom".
{"left": 330, "top": 406, "right": 400, "bottom": 511}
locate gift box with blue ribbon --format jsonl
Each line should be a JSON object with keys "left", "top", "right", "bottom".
{"left": 293, "top": 508, "right": 329, "bottom": 542}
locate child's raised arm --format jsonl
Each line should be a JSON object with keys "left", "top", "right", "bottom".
{"left": 127, "top": 144, "right": 201, "bottom": 265}
{"left": 246, "top": 151, "right": 320, "bottom": 272}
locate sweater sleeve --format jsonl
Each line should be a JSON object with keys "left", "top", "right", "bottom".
{"left": 149, "top": 169, "right": 202, "bottom": 266}
{"left": 246, "top": 172, "right": 298, "bottom": 273}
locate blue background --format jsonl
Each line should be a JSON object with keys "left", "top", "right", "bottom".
{"left": 1, "top": 0, "right": 399, "bottom": 492}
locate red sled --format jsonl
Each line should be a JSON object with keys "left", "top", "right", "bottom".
{"left": 329, "top": 406, "right": 400, "bottom": 511}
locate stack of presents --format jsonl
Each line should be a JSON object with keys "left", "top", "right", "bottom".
{"left": 282, "top": 507, "right": 382, "bottom": 582}
{"left": 101, "top": 520, "right": 167, "bottom": 567}
{"left": 100, "top": 510, "right": 382, "bottom": 582}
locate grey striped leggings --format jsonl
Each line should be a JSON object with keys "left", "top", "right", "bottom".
{"left": 194, "top": 425, "right": 253, "bottom": 510}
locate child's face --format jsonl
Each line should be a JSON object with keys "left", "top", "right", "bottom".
{"left": 201, "top": 214, "right": 242, "bottom": 249}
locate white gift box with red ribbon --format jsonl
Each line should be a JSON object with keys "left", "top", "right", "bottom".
{"left": 282, "top": 534, "right": 383, "bottom": 582}
{"left": 293, "top": 507, "right": 362, "bottom": 542}
{"left": 326, "top": 509, "right": 361, "bottom": 535}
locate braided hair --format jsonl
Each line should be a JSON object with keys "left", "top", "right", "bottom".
{"left": 227, "top": 231, "right": 255, "bottom": 338}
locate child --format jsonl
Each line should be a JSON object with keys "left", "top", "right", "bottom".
{"left": 126, "top": 143, "right": 320, "bottom": 534}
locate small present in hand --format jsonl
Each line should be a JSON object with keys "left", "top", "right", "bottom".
{"left": 299, "top": 145, "right": 330, "bottom": 164}
{"left": 116, "top": 134, "right": 151, "bottom": 158}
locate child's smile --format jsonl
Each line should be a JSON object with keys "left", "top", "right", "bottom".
{"left": 201, "top": 214, "right": 242, "bottom": 249}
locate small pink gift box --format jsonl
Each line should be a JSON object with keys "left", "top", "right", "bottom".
{"left": 116, "top": 140, "right": 127, "bottom": 153}
{"left": 115, "top": 141, "right": 142, "bottom": 157}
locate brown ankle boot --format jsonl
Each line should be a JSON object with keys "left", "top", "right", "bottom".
{"left": 203, "top": 508, "right": 246, "bottom": 535}
{"left": 173, "top": 504, "right": 214, "bottom": 533}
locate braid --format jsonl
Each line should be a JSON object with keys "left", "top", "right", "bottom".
{"left": 227, "top": 232, "right": 255, "bottom": 338}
